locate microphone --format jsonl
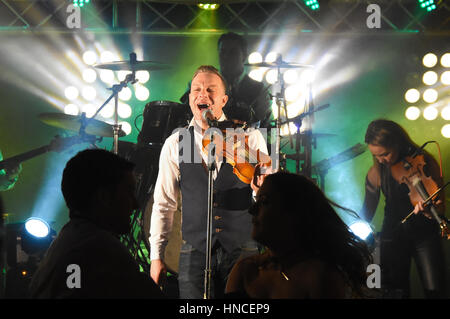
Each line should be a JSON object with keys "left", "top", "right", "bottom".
{"left": 202, "top": 108, "right": 219, "bottom": 127}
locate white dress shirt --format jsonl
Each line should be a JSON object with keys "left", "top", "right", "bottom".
{"left": 149, "top": 113, "right": 269, "bottom": 260}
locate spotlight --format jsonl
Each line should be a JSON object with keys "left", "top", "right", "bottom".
{"left": 441, "top": 71, "right": 450, "bottom": 85}
{"left": 248, "top": 68, "right": 265, "bottom": 82}
{"left": 423, "top": 53, "right": 438, "bottom": 68}
{"left": 73, "top": 0, "right": 90, "bottom": 8}
{"left": 118, "top": 103, "right": 132, "bottom": 119}
{"left": 100, "top": 69, "right": 115, "bottom": 84}
{"left": 81, "top": 86, "right": 97, "bottom": 101}
{"left": 422, "top": 71, "right": 438, "bottom": 85}
{"left": 423, "top": 106, "right": 438, "bottom": 120}
{"left": 100, "top": 51, "right": 115, "bottom": 63}
{"left": 304, "top": 0, "right": 320, "bottom": 11}
{"left": 5, "top": 219, "right": 56, "bottom": 298}
{"left": 136, "top": 71, "right": 150, "bottom": 84}
{"left": 248, "top": 52, "right": 263, "bottom": 64}
{"left": 198, "top": 3, "right": 220, "bottom": 10}
{"left": 441, "top": 124, "right": 450, "bottom": 138}
{"left": 119, "top": 87, "right": 132, "bottom": 101}
{"left": 81, "top": 104, "right": 97, "bottom": 118}
{"left": 441, "top": 106, "right": 450, "bottom": 120}
{"left": 64, "top": 104, "right": 80, "bottom": 116}
{"left": 135, "top": 85, "right": 150, "bottom": 101}
{"left": 265, "top": 69, "right": 278, "bottom": 84}
{"left": 404, "top": 88, "right": 420, "bottom": 103}
{"left": 99, "top": 102, "right": 115, "bottom": 118}
{"left": 120, "top": 121, "right": 132, "bottom": 135}
{"left": 418, "top": 0, "right": 436, "bottom": 12}
{"left": 265, "top": 52, "right": 278, "bottom": 63}
{"left": 441, "top": 53, "right": 450, "bottom": 67}
{"left": 423, "top": 88, "right": 438, "bottom": 103}
{"left": 283, "top": 69, "right": 298, "bottom": 84}
{"left": 82, "top": 50, "right": 97, "bottom": 65}
{"left": 349, "top": 220, "right": 373, "bottom": 241}
{"left": 405, "top": 106, "right": 421, "bottom": 120}
{"left": 82, "top": 68, "right": 97, "bottom": 83}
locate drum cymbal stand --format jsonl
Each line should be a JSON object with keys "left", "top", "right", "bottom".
{"left": 90, "top": 52, "right": 138, "bottom": 154}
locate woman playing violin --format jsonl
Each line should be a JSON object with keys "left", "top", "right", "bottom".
{"left": 361, "top": 119, "right": 447, "bottom": 298}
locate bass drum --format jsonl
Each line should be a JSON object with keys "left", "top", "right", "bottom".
{"left": 137, "top": 100, "right": 192, "bottom": 147}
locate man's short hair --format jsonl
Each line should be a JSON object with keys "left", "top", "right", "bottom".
{"left": 217, "top": 32, "right": 248, "bottom": 58}
{"left": 192, "top": 65, "right": 228, "bottom": 92}
{"left": 61, "top": 149, "right": 135, "bottom": 215}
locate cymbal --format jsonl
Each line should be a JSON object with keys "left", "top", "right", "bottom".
{"left": 93, "top": 60, "right": 171, "bottom": 71}
{"left": 38, "top": 113, "right": 126, "bottom": 138}
{"left": 245, "top": 61, "right": 313, "bottom": 69}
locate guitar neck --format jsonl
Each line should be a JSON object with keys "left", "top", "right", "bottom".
{"left": 0, "top": 145, "right": 51, "bottom": 170}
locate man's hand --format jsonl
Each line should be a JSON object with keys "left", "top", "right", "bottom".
{"left": 251, "top": 162, "right": 272, "bottom": 194}
{"left": 150, "top": 259, "right": 167, "bottom": 286}
{"left": 413, "top": 199, "right": 443, "bottom": 219}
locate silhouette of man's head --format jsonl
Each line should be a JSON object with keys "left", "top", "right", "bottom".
{"left": 218, "top": 32, "right": 247, "bottom": 82}
{"left": 61, "top": 149, "right": 137, "bottom": 234}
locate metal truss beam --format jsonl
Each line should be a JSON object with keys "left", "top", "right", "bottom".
{"left": 0, "top": 0, "right": 449, "bottom": 35}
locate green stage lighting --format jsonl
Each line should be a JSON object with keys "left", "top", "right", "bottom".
{"left": 73, "top": 0, "right": 90, "bottom": 8}
{"left": 418, "top": 0, "right": 437, "bottom": 12}
{"left": 198, "top": 3, "right": 220, "bottom": 11}
{"left": 304, "top": 0, "right": 320, "bottom": 11}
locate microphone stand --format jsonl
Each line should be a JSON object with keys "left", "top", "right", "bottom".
{"left": 203, "top": 125, "right": 216, "bottom": 299}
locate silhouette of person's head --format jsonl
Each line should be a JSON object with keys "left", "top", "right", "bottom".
{"left": 249, "top": 172, "right": 371, "bottom": 293}
{"left": 218, "top": 32, "right": 247, "bottom": 82}
{"left": 61, "top": 149, "right": 138, "bottom": 235}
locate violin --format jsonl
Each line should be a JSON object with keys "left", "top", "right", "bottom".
{"left": 201, "top": 120, "right": 272, "bottom": 185}
{"left": 390, "top": 153, "right": 449, "bottom": 239}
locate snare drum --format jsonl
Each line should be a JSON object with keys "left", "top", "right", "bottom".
{"left": 138, "top": 101, "right": 191, "bottom": 147}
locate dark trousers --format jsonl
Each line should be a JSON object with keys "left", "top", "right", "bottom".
{"left": 380, "top": 229, "right": 446, "bottom": 298}
{"left": 178, "top": 240, "right": 259, "bottom": 299}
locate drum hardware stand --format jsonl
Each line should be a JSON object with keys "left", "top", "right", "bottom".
{"left": 89, "top": 52, "right": 139, "bottom": 154}
{"left": 204, "top": 128, "right": 216, "bottom": 299}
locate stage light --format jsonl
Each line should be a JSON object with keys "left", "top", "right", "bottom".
{"left": 99, "top": 102, "right": 115, "bottom": 118}
{"left": 136, "top": 70, "right": 150, "bottom": 84}
{"left": 287, "top": 100, "right": 306, "bottom": 118}
{"left": 349, "top": 220, "right": 373, "bottom": 241}
{"left": 404, "top": 88, "right": 420, "bottom": 103}
{"left": 119, "top": 87, "right": 132, "bottom": 101}
{"left": 283, "top": 69, "right": 298, "bottom": 84}
{"left": 299, "top": 69, "right": 316, "bottom": 85}
{"left": 248, "top": 52, "right": 263, "bottom": 64}
{"left": 117, "top": 71, "right": 129, "bottom": 82}
{"left": 198, "top": 3, "right": 220, "bottom": 10}
{"left": 423, "top": 88, "right": 438, "bottom": 103}
{"left": 285, "top": 85, "right": 301, "bottom": 102}
{"left": 81, "top": 104, "right": 97, "bottom": 118}
{"left": 81, "top": 86, "right": 97, "bottom": 101}
{"left": 304, "top": 0, "right": 320, "bottom": 11}
{"left": 422, "top": 71, "right": 438, "bottom": 85}
{"left": 441, "top": 53, "right": 450, "bottom": 67}
{"left": 100, "top": 51, "right": 115, "bottom": 63}
{"left": 423, "top": 53, "right": 437, "bottom": 68}
{"left": 418, "top": 0, "right": 436, "bottom": 12}
{"left": 82, "top": 51, "right": 97, "bottom": 65}
{"left": 118, "top": 103, "right": 132, "bottom": 119}
{"left": 423, "top": 106, "right": 438, "bottom": 120}
{"left": 248, "top": 68, "right": 265, "bottom": 82}
{"left": 265, "top": 69, "right": 278, "bottom": 84}
{"left": 441, "top": 106, "right": 450, "bottom": 120}
{"left": 405, "top": 106, "right": 421, "bottom": 120}
{"left": 441, "top": 71, "right": 450, "bottom": 85}
{"left": 265, "top": 52, "right": 278, "bottom": 63}
{"left": 441, "top": 124, "right": 450, "bottom": 138}
{"left": 82, "top": 68, "right": 97, "bottom": 83}
{"left": 135, "top": 85, "right": 150, "bottom": 101}
{"left": 120, "top": 121, "right": 132, "bottom": 135}
{"left": 280, "top": 123, "right": 298, "bottom": 136}
{"left": 64, "top": 86, "right": 79, "bottom": 101}
{"left": 73, "top": 0, "right": 90, "bottom": 8}
{"left": 64, "top": 104, "right": 79, "bottom": 116}
{"left": 100, "top": 69, "right": 115, "bottom": 84}
{"left": 24, "top": 218, "right": 50, "bottom": 238}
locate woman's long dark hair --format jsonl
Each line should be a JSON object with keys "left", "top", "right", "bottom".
{"left": 365, "top": 119, "right": 420, "bottom": 160}
{"left": 264, "top": 172, "right": 373, "bottom": 297}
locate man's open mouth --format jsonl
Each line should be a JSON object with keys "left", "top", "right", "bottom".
{"left": 198, "top": 104, "right": 209, "bottom": 109}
